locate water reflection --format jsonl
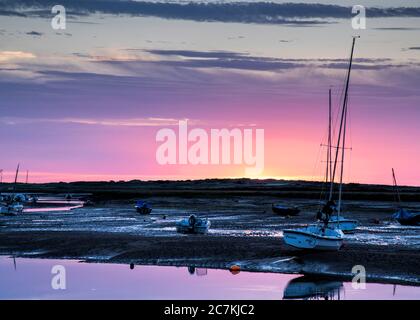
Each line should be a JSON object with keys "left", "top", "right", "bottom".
{"left": 283, "top": 276, "right": 343, "bottom": 300}
{"left": 187, "top": 266, "right": 208, "bottom": 276}
{"left": 0, "top": 257, "right": 418, "bottom": 300}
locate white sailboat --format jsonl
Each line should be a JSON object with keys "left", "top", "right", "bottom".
{"left": 0, "top": 164, "right": 24, "bottom": 216}
{"left": 284, "top": 37, "right": 359, "bottom": 250}
{"left": 283, "top": 224, "right": 344, "bottom": 250}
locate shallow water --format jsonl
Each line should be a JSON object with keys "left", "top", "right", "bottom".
{"left": 0, "top": 257, "right": 418, "bottom": 300}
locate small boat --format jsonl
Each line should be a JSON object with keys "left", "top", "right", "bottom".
{"left": 283, "top": 224, "right": 344, "bottom": 251}
{"left": 283, "top": 275, "right": 343, "bottom": 300}
{"left": 0, "top": 164, "right": 24, "bottom": 216}
{"left": 176, "top": 214, "right": 210, "bottom": 234}
{"left": 135, "top": 200, "right": 152, "bottom": 214}
{"left": 272, "top": 204, "right": 300, "bottom": 216}
{"left": 393, "top": 208, "right": 420, "bottom": 226}
{"left": 391, "top": 169, "right": 420, "bottom": 226}
{"left": 0, "top": 203, "right": 24, "bottom": 216}
{"left": 327, "top": 215, "right": 358, "bottom": 233}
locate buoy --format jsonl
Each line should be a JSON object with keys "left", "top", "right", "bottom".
{"left": 229, "top": 265, "right": 241, "bottom": 275}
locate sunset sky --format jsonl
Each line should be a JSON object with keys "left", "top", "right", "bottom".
{"left": 1, "top": 0, "right": 420, "bottom": 185}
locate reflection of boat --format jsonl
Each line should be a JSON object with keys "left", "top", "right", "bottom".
{"left": 187, "top": 266, "right": 208, "bottom": 276}
{"left": 176, "top": 215, "right": 210, "bottom": 234}
{"left": 272, "top": 204, "right": 300, "bottom": 216}
{"left": 283, "top": 37, "right": 359, "bottom": 250}
{"left": 135, "top": 200, "right": 152, "bottom": 214}
{"left": 391, "top": 169, "right": 420, "bottom": 226}
{"left": 283, "top": 276, "right": 343, "bottom": 300}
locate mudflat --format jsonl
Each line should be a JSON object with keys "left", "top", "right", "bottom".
{"left": 0, "top": 179, "right": 419, "bottom": 285}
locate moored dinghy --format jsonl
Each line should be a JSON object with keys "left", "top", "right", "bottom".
{"left": 0, "top": 164, "right": 24, "bottom": 216}
{"left": 283, "top": 225, "right": 344, "bottom": 250}
{"left": 391, "top": 168, "right": 420, "bottom": 226}
{"left": 0, "top": 203, "right": 24, "bottom": 216}
{"left": 176, "top": 214, "right": 210, "bottom": 234}
{"left": 393, "top": 208, "right": 420, "bottom": 226}
{"left": 135, "top": 200, "right": 152, "bottom": 214}
{"left": 272, "top": 203, "right": 300, "bottom": 216}
{"left": 327, "top": 215, "right": 358, "bottom": 233}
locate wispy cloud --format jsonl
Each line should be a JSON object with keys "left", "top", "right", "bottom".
{"left": 0, "top": 116, "right": 190, "bottom": 127}
{"left": 0, "top": 51, "right": 35, "bottom": 62}
{"left": 110, "top": 49, "right": 416, "bottom": 72}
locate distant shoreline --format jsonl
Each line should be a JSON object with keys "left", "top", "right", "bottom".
{"left": 2, "top": 178, "right": 419, "bottom": 202}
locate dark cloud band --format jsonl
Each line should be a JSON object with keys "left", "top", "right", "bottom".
{"left": 1, "top": 1, "right": 420, "bottom": 24}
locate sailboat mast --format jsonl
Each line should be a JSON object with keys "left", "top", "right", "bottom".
{"left": 392, "top": 168, "right": 402, "bottom": 207}
{"left": 337, "top": 103, "right": 348, "bottom": 216}
{"left": 329, "top": 37, "right": 358, "bottom": 201}
{"left": 11, "top": 163, "right": 20, "bottom": 199}
{"left": 337, "top": 37, "right": 358, "bottom": 215}
{"left": 328, "top": 88, "right": 332, "bottom": 184}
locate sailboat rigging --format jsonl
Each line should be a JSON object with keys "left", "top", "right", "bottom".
{"left": 283, "top": 37, "right": 359, "bottom": 250}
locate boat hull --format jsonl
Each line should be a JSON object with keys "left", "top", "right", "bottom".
{"left": 272, "top": 205, "right": 300, "bottom": 216}
{"left": 397, "top": 216, "right": 420, "bottom": 226}
{"left": 393, "top": 209, "right": 420, "bottom": 226}
{"left": 283, "top": 226, "right": 344, "bottom": 251}
{"left": 135, "top": 207, "right": 152, "bottom": 214}
{"left": 176, "top": 218, "right": 211, "bottom": 234}
{"left": 0, "top": 204, "right": 24, "bottom": 216}
{"left": 176, "top": 225, "right": 210, "bottom": 234}
{"left": 328, "top": 217, "right": 358, "bottom": 233}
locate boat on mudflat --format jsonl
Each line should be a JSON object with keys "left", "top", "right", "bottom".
{"left": 283, "top": 225, "right": 344, "bottom": 251}
{"left": 393, "top": 209, "right": 420, "bottom": 226}
{"left": 327, "top": 215, "right": 358, "bottom": 233}
{"left": 283, "top": 37, "right": 359, "bottom": 251}
{"left": 176, "top": 214, "right": 210, "bottom": 234}
{"left": 135, "top": 200, "right": 152, "bottom": 214}
{"left": 390, "top": 169, "right": 420, "bottom": 226}
{"left": 272, "top": 204, "right": 300, "bottom": 216}
{"left": 0, "top": 164, "right": 24, "bottom": 216}
{"left": 0, "top": 203, "right": 24, "bottom": 216}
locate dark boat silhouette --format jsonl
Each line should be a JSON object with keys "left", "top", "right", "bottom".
{"left": 135, "top": 200, "right": 152, "bottom": 214}
{"left": 272, "top": 204, "right": 300, "bottom": 216}
{"left": 391, "top": 169, "right": 420, "bottom": 226}
{"left": 283, "top": 275, "right": 343, "bottom": 300}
